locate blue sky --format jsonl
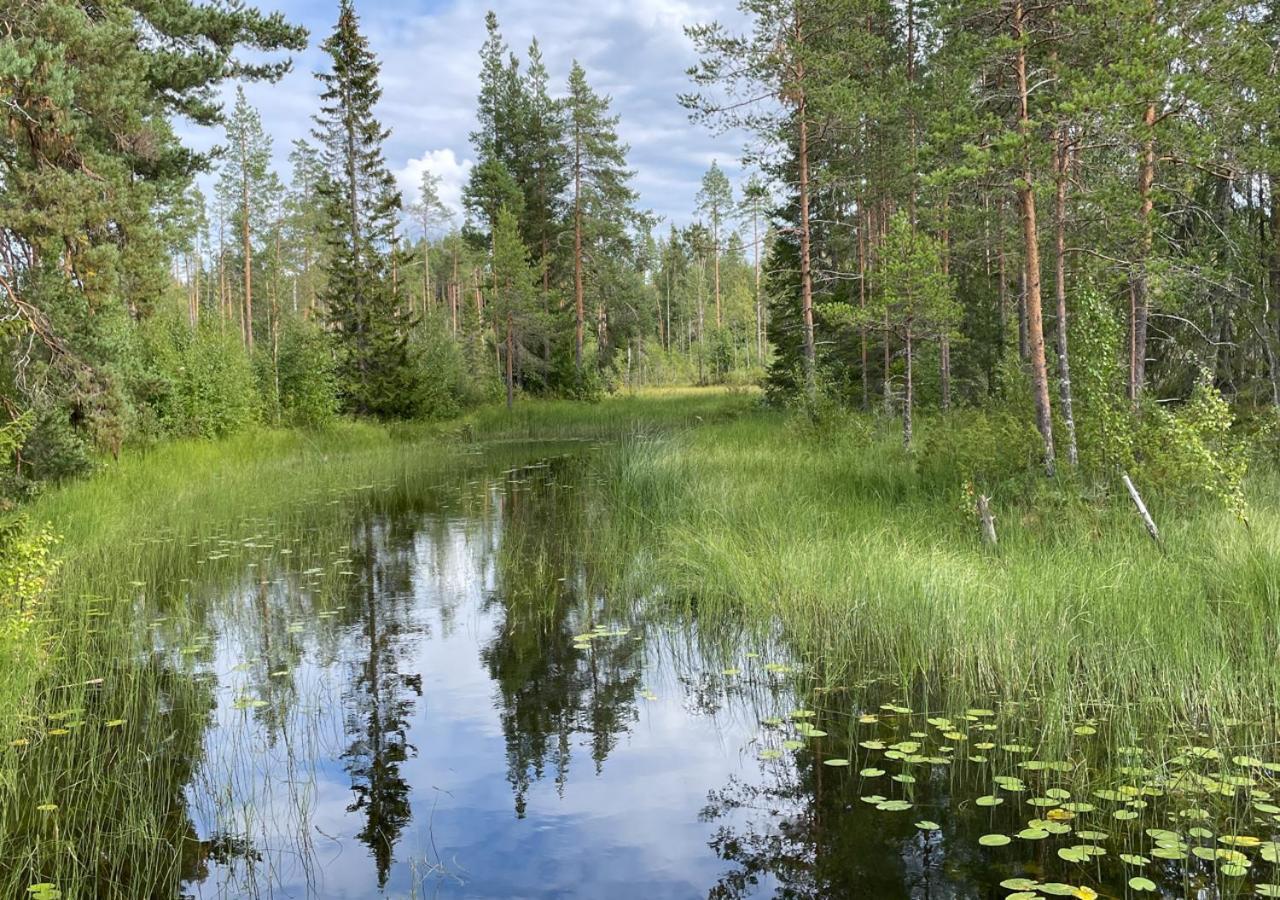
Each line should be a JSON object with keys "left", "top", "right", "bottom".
{"left": 182, "top": 0, "right": 751, "bottom": 231}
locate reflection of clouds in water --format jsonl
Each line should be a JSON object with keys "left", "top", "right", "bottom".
{"left": 184, "top": 461, "right": 788, "bottom": 899}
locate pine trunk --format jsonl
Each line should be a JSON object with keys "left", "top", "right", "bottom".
{"left": 1015, "top": 0, "right": 1057, "bottom": 477}
{"left": 794, "top": 20, "right": 817, "bottom": 397}
{"left": 1131, "top": 101, "right": 1157, "bottom": 402}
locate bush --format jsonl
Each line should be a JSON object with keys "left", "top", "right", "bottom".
{"left": 408, "top": 316, "right": 496, "bottom": 419}
{"left": 274, "top": 316, "right": 339, "bottom": 428}
{"left": 1133, "top": 376, "right": 1248, "bottom": 518}
{"left": 135, "top": 312, "right": 259, "bottom": 439}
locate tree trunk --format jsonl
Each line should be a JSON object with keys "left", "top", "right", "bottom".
{"left": 903, "top": 323, "right": 913, "bottom": 450}
{"left": 940, "top": 196, "right": 952, "bottom": 411}
{"left": 754, "top": 205, "right": 763, "bottom": 365}
{"left": 794, "top": 33, "right": 817, "bottom": 397}
{"left": 713, "top": 215, "right": 722, "bottom": 327}
{"left": 1131, "top": 101, "right": 1156, "bottom": 401}
{"left": 241, "top": 165, "right": 254, "bottom": 354}
{"left": 506, "top": 311, "right": 515, "bottom": 410}
{"left": 859, "top": 205, "right": 869, "bottom": 409}
{"left": 573, "top": 126, "right": 585, "bottom": 373}
{"left": 1054, "top": 128, "right": 1079, "bottom": 468}
{"left": 1014, "top": 0, "right": 1056, "bottom": 477}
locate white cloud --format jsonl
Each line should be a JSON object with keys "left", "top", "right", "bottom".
{"left": 191, "top": 0, "right": 754, "bottom": 230}
{"left": 396, "top": 148, "right": 473, "bottom": 225}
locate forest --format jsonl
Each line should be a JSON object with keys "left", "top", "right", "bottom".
{"left": 3, "top": 0, "right": 1280, "bottom": 897}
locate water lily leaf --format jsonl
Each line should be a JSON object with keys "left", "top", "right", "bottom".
{"left": 1000, "top": 878, "right": 1040, "bottom": 891}
{"left": 877, "top": 800, "right": 913, "bottom": 812}
{"left": 860, "top": 767, "right": 885, "bottom": 777}
{"left": 1018, "top": 828, "right": 1050, "bottom": 840}
{"left": 1128, "top": 880, "right": 1156, "bottom": 894}
{"left": 976, "top": 795, "right": 1004, "bottom": 807}
{"left": 823, "top": 758, "right": 850, "bottom": 767}
{"left": 979, "top": 833, "right": 1012, "bottom": 847}
{"left": 1120, "top": 853, "right": 1150, "bottom": 866}
{"left": 915, "top": 820, "right": 940, "bottom": 831}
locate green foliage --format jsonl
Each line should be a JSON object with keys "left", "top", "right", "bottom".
{"left": 407, "top": 316, "right": 496, "bottom": 419}
{"left": 916, "top": 404, "right": 1041, "bottom": 491}
{"left": 1135, "top": 377, "right": 1249, "bottom": 518}
{"left": 313, "top": 0, "right": 418, "bottom": 419}
{"left": 275, "top": 317, "right": 339, "bottom": 428}
{"left": 0, "top": 516, "right": 56, "bottom": 628}
{"left": 135, "top": 314, "right": 259, "bottom": 440}
{"left": 1070, "top": 286, "right": 1134, "bottom": 474}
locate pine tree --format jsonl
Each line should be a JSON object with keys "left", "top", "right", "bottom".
{"left": 217, "top": 87, "right": 276, "bottom": 353}
{"left": 0, "top": 0, "right": 304, "bottom": 464}
{"left": 285, "top": 139, "right": 330, "bottom": 316}
{"left": 861, "top": 212, "right": 958, "bottom": 449}
{"left": 313, "top": 0, "right": 416, "bottom": 418}
{"left": 696, "top": 162, "right": 734, "bottom": 328}
{"left": 565, "top": 61, "right": 637, "bottom": 375}
{"left": 739, "top": 175, "right": 771, "bottom": 365}
{"left": 408, "top": 171, "right": 451, "bottom": 313}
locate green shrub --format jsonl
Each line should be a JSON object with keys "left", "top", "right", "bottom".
{"left": 275, "top": 316, "right": 339, "bottom": 428}
{"left": 135, "top": 312, "right": 259, "bottom": 439}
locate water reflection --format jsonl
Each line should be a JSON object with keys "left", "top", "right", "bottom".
{"left": 121, "top": 445, "right": 1205, "bottom": 900}
{"left": 174, "top": 450, "right": 786, "bottom": 899}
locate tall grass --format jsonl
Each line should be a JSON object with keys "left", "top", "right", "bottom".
{"left": 599, "top": 407, "right": 1280, "bottom": 759}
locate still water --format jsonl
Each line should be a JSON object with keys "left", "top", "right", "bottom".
{"left": 176, "top": 448, "right": 803, "bottom": 898}
{"left": 124, "top": 445, "right": 1262, "bottom": 899}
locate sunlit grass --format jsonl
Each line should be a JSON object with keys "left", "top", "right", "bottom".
{"left": 598, "top": 408, "right": 1280, "bottom": 760}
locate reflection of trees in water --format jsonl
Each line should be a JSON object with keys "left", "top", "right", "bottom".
{"left": 480, "top": 460, "right": 643, "bottom": 818}
{"left": 701, "top": 726, "right": 970, "bottom": 900}
{"left": 340, "top": 517, "right": 424, "bottom": 888}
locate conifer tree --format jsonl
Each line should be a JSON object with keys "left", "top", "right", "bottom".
{"left": 217, "top": 87, "right": 275, "bottom": 353}
{"left": 313, "top": 0, "right": 415, "bottom": 418}
{"left": 491, "top": 207, "right": 545, "bottom": 408}
{"left": 696, "top": 162, "right": 734, "bottom": 328}
{"left": 565, "top": 61, "right": 637, "bottom": 375}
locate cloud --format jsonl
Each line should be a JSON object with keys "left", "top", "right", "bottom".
{"left": 190, "top": 0, "right": 754, "bottom": 230}
{"left": 396, "top": 148, "right": 473, "bottom": 225}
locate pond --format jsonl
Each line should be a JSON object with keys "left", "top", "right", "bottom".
{"left": 27, "top": 442, "right": 1280, "bottom": 899}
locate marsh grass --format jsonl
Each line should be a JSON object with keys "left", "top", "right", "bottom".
{"left": 7, "top": 387, "right": 1277, "bottom": 896}
{"left": 596, "top": 406, "right": 1280, "bottom": 764}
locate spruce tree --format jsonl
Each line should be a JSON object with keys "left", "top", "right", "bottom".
{"left": 491, "top": 207, "right": 546, "bottom": 408}
{"left": 313, "top": 0, "right": 416, "bottom": 418}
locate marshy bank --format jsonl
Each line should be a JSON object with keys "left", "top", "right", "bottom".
{"left": 3, "top": 389, "right": 1279, "bottom": 899}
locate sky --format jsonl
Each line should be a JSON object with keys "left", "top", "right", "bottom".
{"left": 181, "top": 0, "right": 752, "bottom": 233}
